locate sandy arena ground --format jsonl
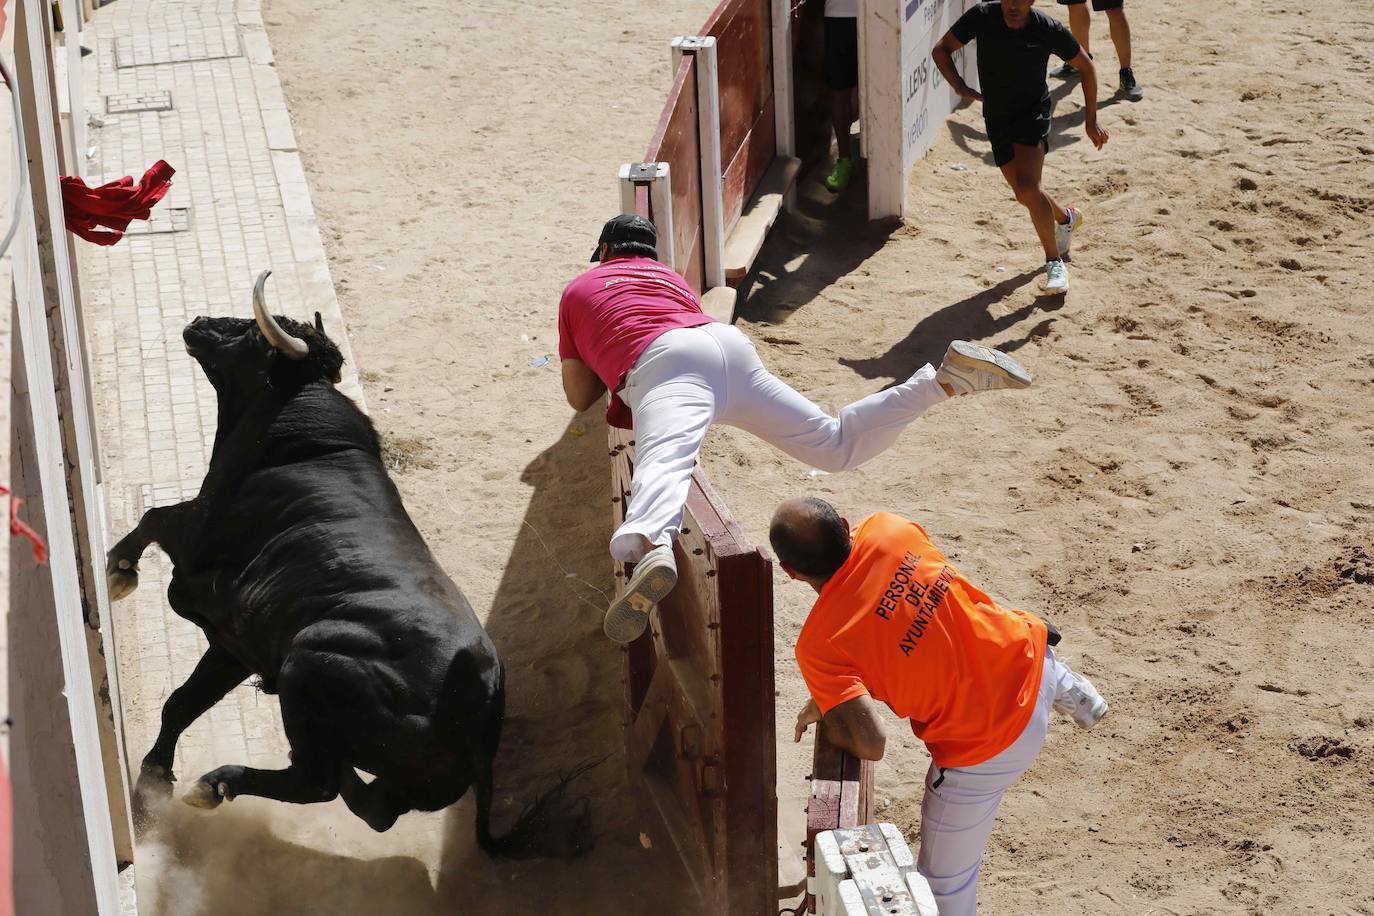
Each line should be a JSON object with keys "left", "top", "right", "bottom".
{"left": 254, "top": 0, "right": 1374, "bottom": 912}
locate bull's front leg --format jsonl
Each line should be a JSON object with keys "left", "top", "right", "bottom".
{"left": 135, "top": 645, "right": 248, "bottom": 826}
{"left": 107, "top": 500, "right": 199, "bottom": 600}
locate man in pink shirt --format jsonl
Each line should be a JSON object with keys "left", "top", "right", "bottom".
{"left": 561, "top": 215, "right": 1034, "bottom": 643}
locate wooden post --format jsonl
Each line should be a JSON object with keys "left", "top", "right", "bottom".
{"left": 617, "top": 162, "right": 675, "bottom": 271}
{"left": 13, "top": 0, "right": 134, "bottom": 881}
{"left": 671, "top": 36, "right": 726, "bottom": 290}
{"left": 807, "top": 729, "right": 875, "bottom": 914}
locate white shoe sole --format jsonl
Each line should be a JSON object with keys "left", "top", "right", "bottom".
{"left": 943, "top": 341, "right": 1033, "bottom": 388}
{"left": 1041, "top": 282, "right": 1070, "bottom": 296}
{"left": 604, "top": 551, "right": 678, "bottom": 643}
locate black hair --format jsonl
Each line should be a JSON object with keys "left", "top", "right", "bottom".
{"left": 769, "top": 497, "right": 852, "bottom": 580}
{"left": 608, "top": 241, "right": 660, "bottom": 261}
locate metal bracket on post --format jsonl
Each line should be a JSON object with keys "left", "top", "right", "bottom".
{"left": 671, "top": 36, "right": 726, "bottom": 290}
{"left": 617, "top": 161, "right": 675, "bottom": 272}
{"left": 770, "top": 0, "right": 798, "bottom": 211}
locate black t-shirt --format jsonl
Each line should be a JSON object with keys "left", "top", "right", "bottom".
{"left": 950, "top": 2, "right": 1081, "bottom": 122}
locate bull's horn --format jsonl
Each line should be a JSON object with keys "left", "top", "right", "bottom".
{"left": 252, "top": 270, "right": 308, "bottom": 360}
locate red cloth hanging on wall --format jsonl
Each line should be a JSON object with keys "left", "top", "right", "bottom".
{"left": 1, "top": 486, "right": 48, "bottom": 565}
{"left": 60, "top": 160, "right": 176, "bottom": 246}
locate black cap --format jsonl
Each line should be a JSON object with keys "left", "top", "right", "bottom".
{"left": 591, "top": 214, "right": 658, "bottom": 262}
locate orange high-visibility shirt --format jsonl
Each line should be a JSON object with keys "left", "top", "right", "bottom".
{"left": 795, "top": 512, "right": 1047, "bottom": 768}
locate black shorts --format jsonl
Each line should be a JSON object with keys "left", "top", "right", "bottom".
{"left": 1057, "top": 0, "right": 1124, "bottom": 10}
{"left": 985, "top": 100, "right": 1052, "bottom": 167}
{"left": 824, "top": 17, "right": 859, "bottom": 91}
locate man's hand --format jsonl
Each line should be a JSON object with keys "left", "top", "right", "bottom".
{"left": 1086, "top": 118, "right": 1109, "bottom": 150}
{"left": 957, "top": 83, "right": 984, "bottom": 103}
{"left": 794, "top": 698, "right": 822, "bottom": 742}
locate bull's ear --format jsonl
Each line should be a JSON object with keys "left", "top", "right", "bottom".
{"left": 314, "top": 311, "right": 325, "bottom": 334}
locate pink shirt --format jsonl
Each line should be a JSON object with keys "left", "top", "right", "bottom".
{"left": 558, "top": 256, "right": 717, "bottom": 428}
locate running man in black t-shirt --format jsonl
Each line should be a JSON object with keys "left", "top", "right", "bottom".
{"left": 933, "top": 0, "right": 1108, "bottom": 294}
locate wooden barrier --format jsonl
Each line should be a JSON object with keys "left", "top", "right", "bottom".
{"left": 703, "top": 0, "right": 777, "bottom": 238}
{"left": 645, "top": 56, "right": 707, "bottom": 292}
{"left": 611, "top": 432, "right": 777, "bottom": 915}
{"left": 806, "top": 732, "right": 875, "bottom": 914}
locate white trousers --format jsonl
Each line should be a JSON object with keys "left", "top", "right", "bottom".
{"left": 610, "top": 323, "right": 948, "bottom": 562}
{"left": 917, "top": 650, "right": 1101, "bottom": 915}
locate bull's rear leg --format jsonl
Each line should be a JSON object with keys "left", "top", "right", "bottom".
{"left": 339, "top": 766, "right": 406, "bottom": 833}
{"left": 184, "top": 653, "right": 341, "bottom": 810}
{"left": 107, "top": 501, "right": 198, "bottom": 600}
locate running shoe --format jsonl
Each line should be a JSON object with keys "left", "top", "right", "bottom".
{"left": 604, "top": 545, "right": 677, "bottom": 643}
{"left": 825, "top": 156, "right": 855, "bottom": 193}
{"left": 1055, "top": 206, "right": 1083, "bottom": 260}
{"left": 1041, "top": 259, "right": 1069, "bottom": 295}
{"left": 1119, "top": 68, "right": 1144, "bottom": 101}
{"left": 1054, "top": 676, "right": 1111, "bottom": 729}
{"left": 1050, "top": 62, "right": 1078, "bottom": 79}
{"left": 934, "top": 341, "right": 1033, "bottom": 395}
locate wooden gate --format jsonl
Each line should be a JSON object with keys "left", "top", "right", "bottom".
{"left": 610, "top": 430, "right": 777, "bottom": 915}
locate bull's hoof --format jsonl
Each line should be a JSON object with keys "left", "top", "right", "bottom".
{"left": 135, "top": 764, "right": 174, "bottom": 797}
{"left": 182, "top": 780, "right": 229, "bottom": 810}
{"left": 107, "top": 560, "right": 139, "bottom": 601}
{"left": 132, "top": 766, "right": 175, "bottom": 832}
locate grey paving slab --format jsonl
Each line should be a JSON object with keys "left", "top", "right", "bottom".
{"left": 79, "top": 0, "right": 368, "bottom": 849}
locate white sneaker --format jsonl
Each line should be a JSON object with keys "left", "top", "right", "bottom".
{"left": 1055, "top": 206, "right": 1083, "bottom": 260}
{"left": 604, "top": 545, "right": 677, "bottom": 643}
{"left": 934, "top": 341, "right": 1032, "bottom": 395}
{"left": 1054, "top": 676, "right": 1111, "bottom": 729}
{"left": 1041, "top": 259, "right": 1069, "bottom": 295}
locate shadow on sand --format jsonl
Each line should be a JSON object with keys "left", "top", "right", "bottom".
{"left": 434, "top": 415, "right": 699, "bottom": 914}
{"left": 733, "top": 161, "right": 900, "bottom": 326}
{"left": 836, "top": 268, "right": 1067, "bottom": 387}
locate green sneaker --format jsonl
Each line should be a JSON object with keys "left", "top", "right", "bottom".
{"left": 825, "top": 156, "right": 855, "bottom": 193}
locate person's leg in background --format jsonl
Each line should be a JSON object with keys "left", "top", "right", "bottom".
{"left": 824, "top": 14, "right": 860, "bottom": 192}
{"left": 999, "top": 140, "right": 1074, "bottom": 294}
{"left": 1103, "top": 2, "right": 1144, "bottom": 100}
{"left": 1051, "top": 0, "right": 1091, "bottom": 78}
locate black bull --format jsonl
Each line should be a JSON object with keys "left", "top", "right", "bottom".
{"left": 107, "top": 272, "right": 591, "bottom": 855}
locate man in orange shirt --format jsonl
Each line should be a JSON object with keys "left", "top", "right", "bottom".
{"left": 770, "top": 497, "right": 1109, "bottom": 915}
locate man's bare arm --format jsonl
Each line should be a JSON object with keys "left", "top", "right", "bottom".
{"left": 1068, "top": 50, "right": 1109, "bottom": 149}
{"left": 821, "top": 695, "right": 888, "bottom": 761}
{"left": 932, "top": 32, "right": 982, "bottom": 102}
{"left": 561, "top": 358, "right": 607, "bottom": 412}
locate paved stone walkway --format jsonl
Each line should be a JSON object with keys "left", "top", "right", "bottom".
{"left": 79, "top": 0, "right": 363, "bottom": 833}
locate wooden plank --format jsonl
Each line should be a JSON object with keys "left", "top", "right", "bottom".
{"left": 708, "top": 0, "right": 778, "bottom": 232}
{"left": 649, "top": 59, "right": 706, "bottom": 292}
{"left": 706, "top": 0, "right": 773, "bottom": 175}
{"left": 724, "top": 155, "right": 801, "bottom": 282}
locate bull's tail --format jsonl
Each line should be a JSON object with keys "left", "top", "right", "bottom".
{"left": 474, "top": 755, "right": 603, "bottom": 859}
{"left": 473, "top": 670, "right": 603, "bottom": 858}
